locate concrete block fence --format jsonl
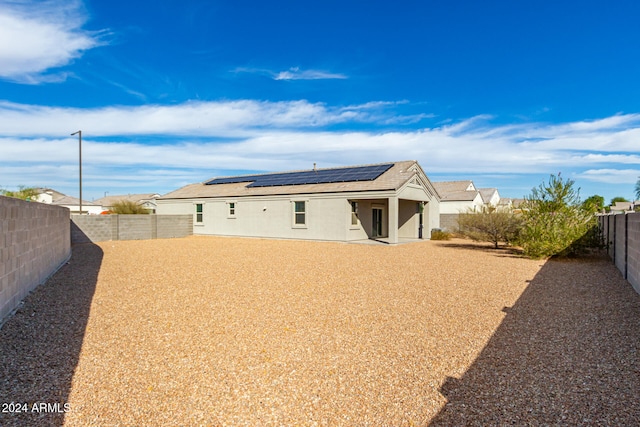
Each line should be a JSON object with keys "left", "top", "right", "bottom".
{"left": 599, "top": 212, "right": 640, "bottom": 294}
{"left": 0, "top": 196, "right": 71, "bottom": 325}
{"left": 71, "top": 214, "right": 192, "bottom": 244}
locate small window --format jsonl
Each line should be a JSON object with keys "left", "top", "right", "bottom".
{"left": 294, "top": 201, "right": 306, "bottom": 225}
{"left": 195, "top": 203, "right": 203, "bottom": 223}
{"left": 228, "top": 202, "right": 236, "bottom": 217}
{"left": 351, "top": 201, "right": 359, "bottom": 225}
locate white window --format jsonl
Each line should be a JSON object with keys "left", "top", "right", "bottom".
{"left": 227, "top": 201, "right": 236, "bottom": 218}
{"left": 195, "top": 203, "right": 203, "bottom": 223}
{"left": 293, "top": 200, "right": 306, "bottom": 226}
{"left": 351, "top": 201, "right": 359, "bottom": 226}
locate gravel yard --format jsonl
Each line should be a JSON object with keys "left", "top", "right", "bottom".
{"left": 1, "top": 236, "right": 639, "bottom": 426}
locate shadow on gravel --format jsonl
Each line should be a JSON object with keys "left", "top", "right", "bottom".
{"left": 430, "top": 254, "right": 640, "bottom": 426}
{"left": 0, "top": 242, "right": 103, "bottom": 427}
{"left": 435, "top": 240, "right": 524, "bottom": 258}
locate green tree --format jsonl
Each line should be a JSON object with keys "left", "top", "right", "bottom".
{"left": 519, "top": 174, "right": 596, "bottom": 259}
{"left": 110, "top": 200, "right": 150, "bottom": 214}
{"left": 635, "top": 177, "right": 640, "bottom": 201}
{"left": 610, "top": 196, "right": 629, "bottom": 205}
{"left": 457, "top": 205, "right": 523, "bottom": 248}
{"left": 581, "top": 195, "right": 605, "bottom": 214}
{"left": 0, "top": 186, "right": 39, "bottom": 201}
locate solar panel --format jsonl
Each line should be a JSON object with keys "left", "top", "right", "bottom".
{"left": 205, "top": 163, "right": 394, "bottom": 187}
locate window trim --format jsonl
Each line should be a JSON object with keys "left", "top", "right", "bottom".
{"left": 194, "top": 203, "right": 204, "bottom": 225}
{"left": 227, "top": 200, "right": 237, "bottom": 218}
{"left": 350, "top": 200, "right": 360, "bottom": 228}
{"left": 292, "top": 199, "right": 308, "bottom": 228}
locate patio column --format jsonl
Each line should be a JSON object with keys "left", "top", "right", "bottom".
{"left": 388, "top": 196, "right": 399, "bottom": 244}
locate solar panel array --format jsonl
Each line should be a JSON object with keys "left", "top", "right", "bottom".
{"left": 205, "top": 163, "right": 394, "bottom": 188}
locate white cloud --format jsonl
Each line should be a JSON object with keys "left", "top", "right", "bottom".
{"left": 577, "top": 169, "right": 640, "bottom": 184}
{"left": 0, "top": 0, "right": 105, "bottom": 83}
{"left": 273, "top": 67, "right": 347, "bottom": 80}
{"left": 0, "top": 99, "right": 423, "bottom": 136}
{"left": 233, "top": 66, "right": 347, "bottom": 81}
{"left": 2, "top": 99, "right": 640, "bottom": 199}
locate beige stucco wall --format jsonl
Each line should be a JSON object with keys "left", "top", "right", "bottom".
{"left": 439, "top": 194, "right": 484, "bottom": 214}
{"left": 157, "top": 185, "right": 440, "bottom": 242}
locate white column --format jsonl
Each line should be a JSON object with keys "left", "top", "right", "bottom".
{"left": 388, "top": 197, "right": 399, "bottom": 244}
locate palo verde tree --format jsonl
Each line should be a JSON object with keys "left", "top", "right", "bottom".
{"left": 457, "top": 205, "right": 523, "bottom": 249}
{"left": 0, "top": 186, "right": 39, "bottom": 201}
{"left": 110, "top": 200, "right": 150, "bottom": 214}
{"left": 519, "top": 173, "right": 596, "bottom": 259}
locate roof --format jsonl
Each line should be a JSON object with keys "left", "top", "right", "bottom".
{"left": 478, "top": 188, "right": 498, "bottom": 203}
{"left": 610, "top": 201, "right": 636, "bottom": 212}
{"left": 36, "top": 188, "right": 98, "bottom": 206}
{"left": 94, "top": 193, "right": 160, "bottom": 206}
{"left": 432, "top": 181, "right": 479, "bottom": 201}
{"left": 159, "top": 161, "right": 422, "bottom": 200}
{"left": 51, "top": 195, "right": 99, "bottom": 206}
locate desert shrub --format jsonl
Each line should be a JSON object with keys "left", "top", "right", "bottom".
{"left": 110, "top": 200, "right": 150, "bottom": 214}
{"left": 519, "top": 174, "right": 596, "bottom": 259}
{"left": 457, "top": 206, "right": 523, "bottom": 248}
{"left": 1, "top": 185, "right": 39, "bottom": 201}
{"left": 430, "top": 229, "right": 451, "bottom": 240}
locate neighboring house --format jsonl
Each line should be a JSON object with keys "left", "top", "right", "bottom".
{"left": 34, "top": 188, "right": 103, "bottom": 214}
{"left": 498, "top": 198, "right": 525, "bottom": 212}
{"left": 610, "top": 201, "right": 638, "bottom": 213}
{"left": 95, "top": 193, "right": 161, "bottom": 213}
{"left": 156, "top": 160, "right": 440, "bottom": 244}
{"left": 479, "top": 188, "right": 500, "bottom": 207}
{"left": 432, "top": 181, "right": 484, "bottom": 231}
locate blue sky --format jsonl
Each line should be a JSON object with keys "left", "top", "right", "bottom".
{"left": 1, "top": 0, "right": 639, "bottom": 203}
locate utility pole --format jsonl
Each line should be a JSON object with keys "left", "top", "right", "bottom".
{"left": 71, "top": 130, "right": 82, "bottom": 214}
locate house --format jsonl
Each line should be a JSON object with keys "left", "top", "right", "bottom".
{"left": 498, "top": 197, "right": 525, "bottom": 212}
{"left": 610, "top": 201, "right": 639, "bottom": 213}
{"left": 94, "top": 193, "right": 161, "bottom": 213}
{"left": 479, "top": 188, "right": 500, "bottom": 207}
{"left": 432, "top": 181, "right": 506, "bottom": 232}
{"left": 432, "top": 181, "right": 484, "bottom": 231}
{"left": 156, "top": 160, "right": 440, "bottom": 243}
{"left": 34, "top": 188, "right": 103, "bottom": 215}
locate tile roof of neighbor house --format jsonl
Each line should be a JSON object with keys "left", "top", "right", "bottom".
{"left": 52, "top": 195, "right": 99, "bottom": 206}
{"left": 432, "top": 181, "right": 480, "bottom": 201}
{"left": 479, "top": 188, "right": 498, "bottom": 203}
{"left": 94, "top": 193, "right": 161, "bottom": 206}
{"left": 36, "top": 188, "right": 98, "bottom": 206}
{"left": 158, "top": 161, "right": 427, "bottom": 200}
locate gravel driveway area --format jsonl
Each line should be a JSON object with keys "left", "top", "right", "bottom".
{"left": 1, "top": 236, "right": 639, "bottom": 426}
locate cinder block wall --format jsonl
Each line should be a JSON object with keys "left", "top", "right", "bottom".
{"left": 157, "top": 215, "right": 193, "bottom": 238}
{"left": 627, "top": 214, "right": 640, "bottom": 294}
{"left": 439, "top": 214, "right": 460, "bottom": 232}
{"left": 0, "top": 196, "right": 71, "bottom": 324}
{"left": 71, "top": 214, "right": 192, "bottom": 243}
{"left": 600, "top": 212, "right": 640, "bottom": 295}
{"left": 615, "top": 214, "right": 627, "bottom": 275}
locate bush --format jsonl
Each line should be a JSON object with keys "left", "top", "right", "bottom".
{"left": 110, "top": 200, "right": 150, "bottom": 214}
{"left": 457, "top": 206, "right": 523, "bottom": 248}
{"left": 430, "top": 229, "right": 451, "bottom": 240}
{"left": 519, "top": 174, "right": 596, "bottom": 259}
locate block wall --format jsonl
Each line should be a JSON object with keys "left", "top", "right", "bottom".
{"left": 0, "top": 196, "right": 71, "bottom": 324}
{"left": 599, "top": 212, "right": 640, "bottom": 295}
{"left": 70, "top": 214, "right": 192, "bottom": 243}
{"left": 628, "top": 214, "right": 640, "bottom": 294}
{"left": 439, "top": 214, "right": 460, "bottom": 232}
{"left": 615, "top": 214, "right": 627, "bottom": 275}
